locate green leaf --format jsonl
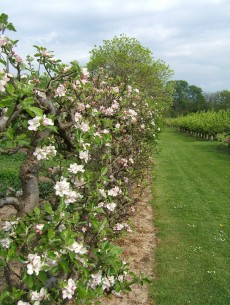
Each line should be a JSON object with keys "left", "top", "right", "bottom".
{"left": 6, "top": 126, "right": 14, "bottom": 140}
{"left": 44, "top": 202, "right": 53, "bottom": 215}
{"left": 21, "top": 97, "right": 34, "bottom": 107}
{"left": 34, "top": 207, "right": 40, "bottom": 216}
{"left": 7, "top": 23, "right": 16, "bottom": 32}
{"left": 38, "top": 271, "right": 47, "bottom": 284}
{"left": 101, "top": 166, "right": 108, "bottom": 176}
{"left": 23, "top": 274, "right": 34, "bottom": 289}
{"left": 6, "top": 83, "right": 15, "bottom": 95}
{"left": 48, "top": 228, "right": 55, "bottom": 239}
{"left": 26, "top": 106, "right": 43, "bottom": 117}
{"left": 0, "top": 96, "right": 15, "bottom": 107}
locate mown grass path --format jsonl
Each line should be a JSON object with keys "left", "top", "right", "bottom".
{"left": 151, "top": 128, "right": 230, "bottom": 305}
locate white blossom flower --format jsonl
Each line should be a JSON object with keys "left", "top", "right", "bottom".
{"left": 62, "top": 278, "right": 77, "bottom": 300}
{"left": 31, "top": 287, "right": 47, "bottom": 304}
{"left": 68, "top": 241, "right": 88, "bottom": 255}
{"left": 79, "top": 150, "right": 90, "bottom": 163}
{"left": 88, "top": 271, "right": 102, "bottom": 289}
{"left": 27, "top": 254, "right": 43, "bottom": 275}
{"left": 0, "top": 35, "right": 8, "bottom": 46}
{"left": 98, "top": 189, "right": 107, "bottom": 198}
{"left": 108, "top": 186, "right": 122, "bottom": 197}
{"left": 2, "top": 220, "right": 17, "bottom": 231}
{"left": 28, "top": 116, "right": 41, "bottom": 131}
{"left": 68, "top": 163, "right": 85, "bottom": 174}
{"left": 54, "top": 178, "right": 70, "bottom": 197}
{"left": 74, "top": 112, "right": 82, "bottom": 122}
{"left": 0, "top": 237, "right": 12, "bottom": 248}
{"left": 105, "top": 202, "right": 117, "bottom": 212}
{"left": 113, "top": 223, "right": 124, "bottom": 231}
{"left": 17, "top": 301, "right": 30, "bottom": 305}
{"left": 65, "top": 190, "right": 81, "bottom": 204}
{"left": 102, "top": 276, "right": 115, "bottom": 290}
{"left": 33, "top": 145, "right": 57, "bottom": 160}
{"left": 78, "top": 121, "right": 90, "bottom": 132}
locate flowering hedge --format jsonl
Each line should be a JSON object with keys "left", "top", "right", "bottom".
{"left": 0, "top": 14, "right": 167, "bottom": 305}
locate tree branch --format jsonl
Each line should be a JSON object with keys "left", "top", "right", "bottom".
{"left": 0, "top": 197, "right": 20, "bottom": 211}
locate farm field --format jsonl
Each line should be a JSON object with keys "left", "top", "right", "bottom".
{"left": 151, "top": 128, "right": 230, "bottom": 305}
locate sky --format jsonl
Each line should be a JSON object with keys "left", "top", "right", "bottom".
{"left": 1, "top": 0, "right": 230, "bottom": 93}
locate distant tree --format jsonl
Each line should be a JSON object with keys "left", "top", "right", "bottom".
{"left": 87, "top": 34, "right": 174, "bottom": 111}
{"left": 204, "top": 90, "right": 230, "bottom": 110}
{"left": 169, "top": 80, "right": 207, "bottom": 116}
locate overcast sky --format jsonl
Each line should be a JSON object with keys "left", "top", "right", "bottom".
{"left": 1, "top": 0, "right": 230, "bottom": 92}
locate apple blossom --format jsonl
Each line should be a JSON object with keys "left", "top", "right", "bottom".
{"left": 27, "top": 254, "right": 43, "bottom": 275}
{"left": 62, "top": 278, "right": 77, "bottom": 300}
{"left": 68, "top": 163, "right": 85, "bottom": 174}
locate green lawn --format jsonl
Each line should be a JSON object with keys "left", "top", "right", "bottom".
{"left": 151, "top": 128, "right": 230, "bottom": 305}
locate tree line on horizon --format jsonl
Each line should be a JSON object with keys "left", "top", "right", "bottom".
{"left": 169, "top": 80, "right": 230, "bottom": 117}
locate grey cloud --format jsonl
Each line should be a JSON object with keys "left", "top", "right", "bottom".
{"left": 1, "top": 0, "right": 230, "bottom": 92}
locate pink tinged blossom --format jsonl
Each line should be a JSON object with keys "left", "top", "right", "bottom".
{"left": 79, "top": 122, "right": 90, "bottom": 132}
{"left": 108, "top": 186, "right": 122, "bottom": 197}
{"left": 54, "top": 84, "right": 66, "bottom": 97}
{"left": 62, "top": 278, "right": 77, "bottom": 300}
{"left": 68, "top": 163, "right": 85, "bottom": 174}
{"left": 111, "top": 100, "right": 120, "bottom": 110}
{"left": 27, "top": 254, "right": 43, "bottom": 275}
{"left": 54, "top": 178, "right": 70, "bottom": 197}
{"left": 128, "top": 109, "right": 138, "bottom": 116}
{"left": 82, "top": 67, "right": 89, "bottom": 77}
{"left": 113, "top": 223, "right": 124, "bottom": 231}
{"left": 15, "top": 54, "right": 23, "bottom": 64}
{"left": 36, "top": 224, "right": 44, "bottom": 234}
{"left": 28, "top": 116, "right": 41, "bottom": 131}
{"left": 42, "top": 115, "right": 54, "bottom": 126}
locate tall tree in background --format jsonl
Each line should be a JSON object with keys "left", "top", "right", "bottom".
{"left": 169, "top": 80, "right": 207, "bottom": 116}
{"left": 87, "top": 34, "right": 174, "bottom": 111}
{"left": 204, "top": 90, "right": 230, "bottom": 110}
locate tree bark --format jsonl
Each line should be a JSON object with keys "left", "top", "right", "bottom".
{"left": 19, "top": 150, "right": 40, "bottom": 214}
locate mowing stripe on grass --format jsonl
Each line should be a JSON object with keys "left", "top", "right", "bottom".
{"left": 151, "top": 128, "right": 230, "bottom": 305}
